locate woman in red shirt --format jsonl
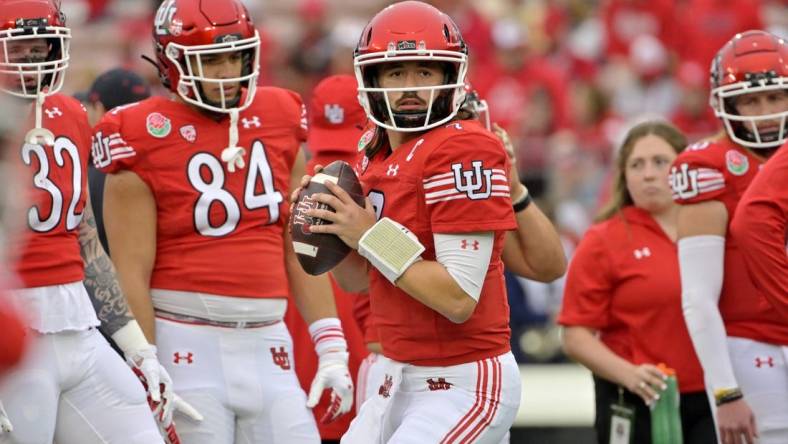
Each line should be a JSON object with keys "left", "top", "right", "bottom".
{"left": 559, "top": 120, "right": 716, "bottom": 443}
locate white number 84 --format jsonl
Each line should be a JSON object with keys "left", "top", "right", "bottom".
{"left": 187, "top": 140, "right": 282, "bottom": 237}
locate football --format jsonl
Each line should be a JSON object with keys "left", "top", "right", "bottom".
{"left": 290, "top": 160, "right": 365, "bottom": 275}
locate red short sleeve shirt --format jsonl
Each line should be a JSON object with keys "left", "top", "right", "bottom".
{"left": 559, "top": 207, "right": 705, "bottom": 392}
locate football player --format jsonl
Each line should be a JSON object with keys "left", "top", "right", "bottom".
{"left": 297, "top": 2, "right": 522, "bottom": 442}
{"left": 730, "top": 140, "right": 788, "bottom": 319}
{"left": 0, "top": 1, "right": 186, "bottom": 443}
{"left": 671, "top": 30, "right": 788, "bottom": 444}
{"left": 347, "top": 85, "right": 566, "bottom": 419}
{"left": 95, "top": 0, "right": 353, "bottom": 442}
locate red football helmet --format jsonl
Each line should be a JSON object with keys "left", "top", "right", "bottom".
{"left": 0, "top": 0, "right": 69, "bottom": 99}
{"left": 152, "top": 0, "right": 260, "bottom": 113}
{"left": 710, "top": 30, "right": 788, "bottom": 149}
{"left": 354, "top": 1, "right": 468, "bottom": 132}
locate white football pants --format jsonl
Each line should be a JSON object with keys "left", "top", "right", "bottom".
{"left": 0, "top": 328, "right": 162, "bottom": 444}
{"left": 155, "top": 317, "right": 320, "bottom": 444}
{"left": 713, "top": 337, "right": 788, "bottom": 444}
{"left": 355, "top": 352, "right": 385, "bottom": 411}
{"left": 342, "top": 351, "right": 520, "bottom": 444}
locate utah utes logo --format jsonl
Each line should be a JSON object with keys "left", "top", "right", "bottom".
{"left": 154, "top": 0, "right": 177, "bottom": 36}
{"left": 270, "top": 346, "right": 291, "bottom": 370}
{"left": 378, "top": 374, "right": 393, "bottom": 398}
{"left": 324, "top": 104, "right": 344, "bottom": 124}
{"left": 426, "top": 377, "right": 453, "bottom": 391}
{"left": 670, "top": 163, "right": 699, "bottom": 200}
{"left": 451, "top": 161, "right": 493, "bottom": 200}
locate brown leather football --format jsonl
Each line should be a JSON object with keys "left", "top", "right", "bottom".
{"left": 289, "top": 160, "right": 365, "bottom": 275}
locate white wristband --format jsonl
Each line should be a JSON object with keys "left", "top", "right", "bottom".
{"left": 309, "top": 318, "right": 348, "bottom": 356}
{"left": 358, "top": 217, "right": 425, "bottom": 284}
{"left": 111, "top": 320, "right": 150, "bottom": 356}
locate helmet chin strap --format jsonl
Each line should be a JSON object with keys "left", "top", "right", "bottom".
{"left": 392, "top": 109, "right": 428, "bottom": 128}
{"left": 25, "top": 91, "right": 55, "bottom": 146}
{"left": 220, "top": 109, "right": 245, "bottom": 173}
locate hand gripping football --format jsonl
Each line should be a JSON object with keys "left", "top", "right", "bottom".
{"left": 290, "top": 160, "right": 365, "bottom": 275}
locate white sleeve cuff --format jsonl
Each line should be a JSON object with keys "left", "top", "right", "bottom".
{"left": 110, "top": 320, "right": 150, "bottom": 356}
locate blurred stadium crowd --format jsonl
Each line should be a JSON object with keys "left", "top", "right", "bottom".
{"left": 59, "top": 0, "right": 787, "bottom": 364}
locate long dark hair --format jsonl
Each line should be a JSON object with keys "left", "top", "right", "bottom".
{"left": 595, "top": 120, "right": 687, "bottom": 222}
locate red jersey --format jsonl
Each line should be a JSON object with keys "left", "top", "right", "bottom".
{"left": 93, "top": 89, "right": 306, "bottom": 298}
{"left": 558, "top": 207, "right": 705, "bottom": 392}
{"left": 355, "top": 120, "right": 516, "bottom": 366}
{"left": 352, "top": 292, "right": 378, "bottom": 344}
{"left": 670, "top": 138, "right": 788, "bottom": 345}
{"left": 13, "top": 94, "right": 90, "bottom": 288}
{"left": 730, "top": 142, "right": 788, "bottom": 321}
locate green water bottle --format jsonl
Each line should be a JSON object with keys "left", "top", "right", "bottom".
{"left": 650, "top": 364, "right": 683, "bottom": 444}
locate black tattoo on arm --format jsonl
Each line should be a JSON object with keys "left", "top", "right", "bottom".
{"left": 78, "top": 198, "right": 132, "bottom": 336}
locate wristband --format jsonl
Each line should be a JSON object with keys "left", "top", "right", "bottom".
{"left": 512, "top": 187, "right": 532, "bottom": 213}
{"left": 111, "top": 320, "right": 150, "bottom": 356}
{"left": 309, "top": 318, "right": 348, "bottom": 356}
{"left": 714, "top": 387, "right": 743, "bottom": 406}
{"left": 358, "top": 217, "right": 425, "bottom": 284}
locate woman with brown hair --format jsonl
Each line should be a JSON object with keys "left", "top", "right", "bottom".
{"left": 559, "top": 120, "right": 716, "bottom": 443}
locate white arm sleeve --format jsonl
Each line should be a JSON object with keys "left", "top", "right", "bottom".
{"left": 678, "top": 235, "right": 738, "bottom": 393}
{"left": 433, "top": 232, "right": 494, "bottom": 301}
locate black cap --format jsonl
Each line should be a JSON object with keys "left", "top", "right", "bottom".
{"left": 88, "top": 68, "right": 151, "bottom": 111}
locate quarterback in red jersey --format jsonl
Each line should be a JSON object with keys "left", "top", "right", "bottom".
{"left": 730, "top": 141, "right": 788, "bottom": 319}
{"left": 96, "top": 0, "right": 353, "bottom": 442}
{"left": 0, "top": 1, "right": 184, "bottom": 443}
{"left": 296, "top": 2, "right": 521, "bottom": 442}
{"left": 670, "top": 30, "right": 788, "bottom": 444}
